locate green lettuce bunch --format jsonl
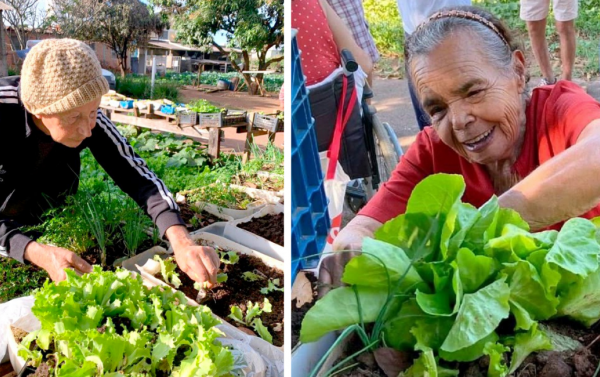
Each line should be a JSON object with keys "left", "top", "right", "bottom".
{"left": 19, "top": 267, "right": 236, "bottom": 376}
{"left": 301, "top": 174, "right": 600, "bottom": 376}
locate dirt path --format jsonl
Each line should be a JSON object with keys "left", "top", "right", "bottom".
{"left": 179, "top": 85, "right": 281, "bottom": 114}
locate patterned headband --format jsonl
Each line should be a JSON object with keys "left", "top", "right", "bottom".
{"left": 416, "top": 9, "right": 510, "bottom": 48}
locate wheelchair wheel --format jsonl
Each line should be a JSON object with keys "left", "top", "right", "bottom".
{"left": 373, "top": 119, "right": 401, "bottom": 184}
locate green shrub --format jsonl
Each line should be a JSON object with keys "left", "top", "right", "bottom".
{"left": 364, "top": 0, "right": 404, "bottom": 56}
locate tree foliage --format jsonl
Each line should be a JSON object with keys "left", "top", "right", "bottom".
{"left": 50, "top": 0, "right": 166, "bottom": 77}
{"left": 1, "top": 0, "right": 47, "bottom": 50}
{"left": 155, "top": 0, "right": 284, "bottom": 95}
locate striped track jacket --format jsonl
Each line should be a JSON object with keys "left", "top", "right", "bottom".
{"left": 0, "top": 76, "right": 184, "bottom": 263}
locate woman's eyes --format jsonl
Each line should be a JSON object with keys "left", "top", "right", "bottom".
{"left": 467, "top": 89, "right": 485, "bottom": 98}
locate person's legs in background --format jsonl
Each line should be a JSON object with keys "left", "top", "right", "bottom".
{"left": 553, "top": 0, "right": 578, "bottom": 81}
{"left": 521, "top": 0, "right": 556, "bottom": 85}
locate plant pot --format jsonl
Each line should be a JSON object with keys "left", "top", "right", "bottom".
{"left": 194, "top": 222, "right": 284, "bottom": 262}
{"left": 292, "top": 332, "right": 338, "bottom": 377}
{"left": 231, "top": 204, "right": 284, "bottom": 247}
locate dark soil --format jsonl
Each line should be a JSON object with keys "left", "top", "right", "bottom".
{"left": 237, "top": 213, "right": 284, "bottom": 246}
{"left": 292, "top": 271, "right": 318, "bottom": 348}
{"left": 80, "top": 237, "right": 161, "bottom": 270}
{"left": 178, "top": 201, "right": 223, "bottom": 232}
{"left": 461, "top": 318, "right": 600, "bottom": 377}
{"left": 157, "top": 252, "right": 284, "bottom": 347}
{"left": 305, "top": 317, "right": 600, "bottom": 376}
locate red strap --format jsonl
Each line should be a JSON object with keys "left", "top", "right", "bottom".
{"left": 326, "top": 75, "right": 357, "bottom": 179}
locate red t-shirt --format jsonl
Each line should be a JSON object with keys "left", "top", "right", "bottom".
{"left": 360, "top": 81, "right": 600, "bottom": 228}
{"left": 292, "top": 0, "right": 341, "bottom": 86}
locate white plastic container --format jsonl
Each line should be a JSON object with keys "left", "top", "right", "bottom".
{"left": 194, "top": 201, "right": 265, "bottom": 220}
{"left": 230, "top": 184, "right": 282, "bottom": 205}
{"left": 291, "top": 332, "right": 338, "bottom": 377}
{"left": 195, "top": 222, "right": 284, "bottom": 262}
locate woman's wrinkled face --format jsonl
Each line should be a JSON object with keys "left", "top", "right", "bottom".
{"left": 35, "top": 98, "right": 102, "bottom": 148}
{"left": 411, "top": 31, "right": 526, "bottom": 165}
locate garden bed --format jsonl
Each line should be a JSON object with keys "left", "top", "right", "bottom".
{"left": 237, "top": 213, "right": 284, "bottom": 246}
{"left": 178, "top": 201, "right": 227, "bottom": 232}
{"left": 79, "top": 237, "right": 163, "bottom": 269}
{"left": 154, "top": 251, "right": 284, "bottom": 347}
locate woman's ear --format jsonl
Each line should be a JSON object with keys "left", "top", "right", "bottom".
{"left": 512, "top": 50, "right": 526, "bottom": 93}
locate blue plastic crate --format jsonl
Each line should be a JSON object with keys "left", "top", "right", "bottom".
{"left": 291, "top": 29, "right": 330, "bottom": 284}
{"left": 119, "top": 100, "right": 134, "bottom": 109}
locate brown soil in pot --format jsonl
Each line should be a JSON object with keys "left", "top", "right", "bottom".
{"left": 156, "top": 251, "right": 285, "bottom": 347}
{"left": 237, "top": 213, "right": 284, "bottom": 246}
{"left": 179, "top": 201, "right": 224, "bottom": 232}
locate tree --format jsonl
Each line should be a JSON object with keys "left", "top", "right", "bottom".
{"left": 1, "top": 0, "right": 46, "bottom": 51}
{"left": 0, "top": 1, "right": 14, "bottom": 77}
{"left": 156, "top": 0, "right": 284, "bottom": 95}
{"left": 51, "top": 0, "right": 165, "bottom": 77}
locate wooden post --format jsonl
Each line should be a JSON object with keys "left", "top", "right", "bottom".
{"left": 208, "top": 127, "right": 221, "bottom": 159}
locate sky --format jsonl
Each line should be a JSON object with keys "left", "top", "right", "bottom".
{"left": 37, "top": 0, "right": 228, "bottom": 46}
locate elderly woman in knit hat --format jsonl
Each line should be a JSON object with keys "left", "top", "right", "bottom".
{"left": 321, "top": 6, "right": 600, "bottom": 287}
{"left": 0, "top": 39, "right": 219, "bottom": 283}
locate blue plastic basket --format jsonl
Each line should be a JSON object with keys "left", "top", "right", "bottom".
{"left": 119, "top": 100, "right": 134, "bottom": 109}
{"left": 160, "top": 104, "right": 176, "bottom": 115}
{"left": 291, "top": 29, "right": 330, "bottom": 284}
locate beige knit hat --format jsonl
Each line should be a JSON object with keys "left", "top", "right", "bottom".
{"left": 21, "top": 39, "right": 109, "bottom": 115}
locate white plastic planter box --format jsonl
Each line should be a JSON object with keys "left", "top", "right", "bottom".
{"left": 195, "top": 222, "right": 284, "bottom": 262}
{"left": 132, "top": 233, "right": 284, "bottom": 358}
{"left": 231, "top": 184, "right": 282, "bottom": 205}
{"left": 291, "top": 332, "right": 338, "bottom": 377}
{"left": 194, "top": 201, "right": 266, "bottom": 220}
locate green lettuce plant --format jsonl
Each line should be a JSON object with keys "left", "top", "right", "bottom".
{"left": 301, "top": 173, "right": 600, "bottom": 376}
{"left": 19, "top": 267, "right": 237, "bottom": 376}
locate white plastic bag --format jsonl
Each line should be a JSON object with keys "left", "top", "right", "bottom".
{"left": 320, "top": 152, "right": 350, "bottom": 253}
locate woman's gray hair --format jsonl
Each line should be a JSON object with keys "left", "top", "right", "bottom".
{"left": 407, "top": 6, "right": 524, "bottom": 76}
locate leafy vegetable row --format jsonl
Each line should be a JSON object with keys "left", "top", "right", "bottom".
{"left": 19, "top": 267, "right": 237, "bottom": 376}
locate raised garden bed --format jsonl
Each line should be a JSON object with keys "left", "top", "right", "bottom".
{"left": 80, "top": 237, "right": 163, "bottom": 269}
{"left": 155, "top": 251, "right": 285, "bottom": 347}
{"left": 129, "top": 233, "right": 285, "bottom": 348}
{"left": 237, "top": 213, "right": 284, "bottom": 246}
{"left": 178, "top": 201, "right": 229, "bottom": 232}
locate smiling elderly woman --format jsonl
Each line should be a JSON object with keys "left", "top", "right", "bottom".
{"left": 327, "top": 6, "right": 600, "bottom": 276}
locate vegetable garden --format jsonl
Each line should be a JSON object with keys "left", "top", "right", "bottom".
{"left": 0, "top": 118, "right": 285, "bottom": 375}
{"left": 293, "top": 174, "right": 600, "bottom": 377}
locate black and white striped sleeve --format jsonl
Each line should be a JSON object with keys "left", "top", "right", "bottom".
{"left": 88, "top": 110, "right": 185, "bottom": 237}
{"left": 0, "top": 85, "right": 20, "bottom": 105}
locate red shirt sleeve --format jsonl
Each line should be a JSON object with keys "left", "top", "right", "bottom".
{"left": 358, "top": 129, "right": 435, "bottom": 223}
{"left": 537, "top": 81, "right": 600, "bottom": 159}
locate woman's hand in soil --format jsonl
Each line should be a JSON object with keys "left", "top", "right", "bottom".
{"left": 24, "top": 242, "right": 93, "bottom": 281}
{"left": 167, "top": 225, "right": 220, "bottom": 287}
